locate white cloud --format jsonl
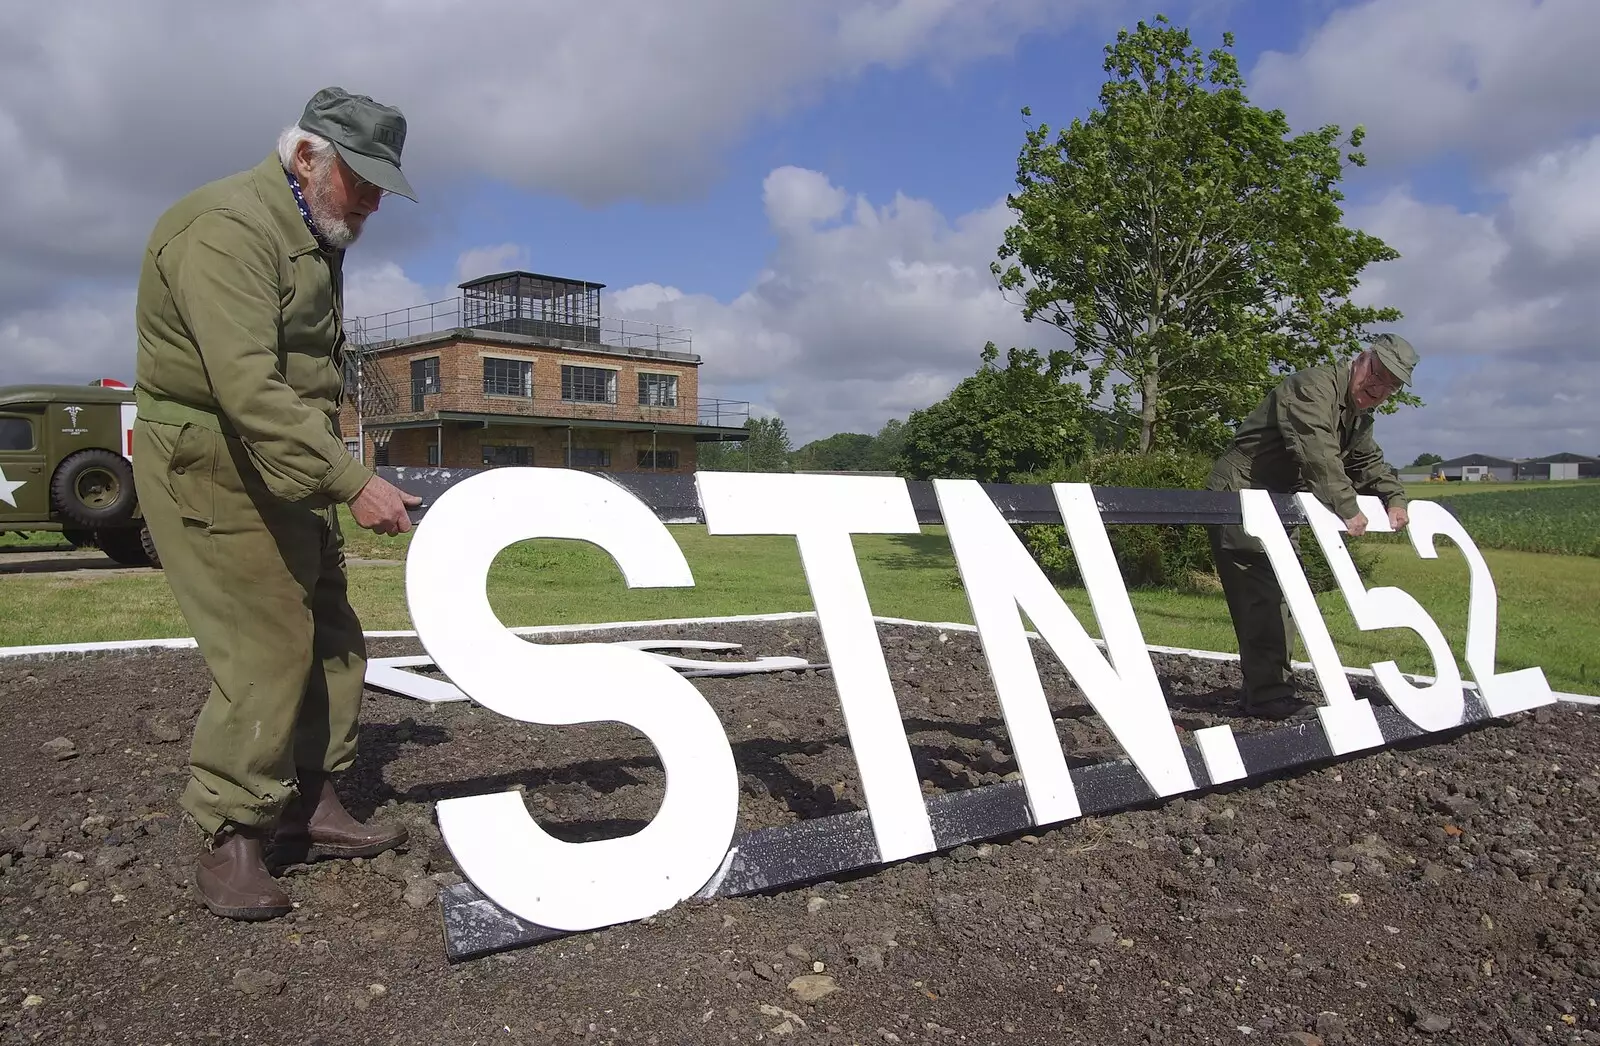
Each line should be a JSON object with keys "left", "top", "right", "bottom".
{"left": 1498, "top": 136, "right": 1600, "bottom": 267}
{"left": 606, "top": 166, "right": 1058, "bottom": 442}
{"left": 764, "top": 167, "right": 852, "bottom": 232}
{"left": 453, "top": 245, "right": 531, "bottom": 286}
{"left": 1341, "top": 132, "right": 1600, "bottom": 462}
{"left": 0, "top": 0, "right": 1091, "bottom": 308}
{"left": 1251, "top": 0, "right": 1600, "bottom": 168}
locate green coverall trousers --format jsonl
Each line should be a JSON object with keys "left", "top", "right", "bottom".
{"left": 133, "top": 417, "right": 366, "bottom": 837}
{"left": 1206, "top": 520, "right": 1301, "bottom": 707}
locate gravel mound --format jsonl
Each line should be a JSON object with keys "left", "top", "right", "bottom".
{"left": 0, "top": 618, "right": 1596, "bottom": 1044}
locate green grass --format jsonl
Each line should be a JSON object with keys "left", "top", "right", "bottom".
{"left": 1403, "top": 478, "right": 1600, "bottom": 500}
{"left": 3, "top": 507, "right": 1597, "bottom": 696}
{"left": 1404, "top": 483, "right": 1600, "bottom": 557}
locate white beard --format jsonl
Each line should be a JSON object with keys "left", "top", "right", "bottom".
{"left": 305, "top": 158, "right": 363, "bottom": 248}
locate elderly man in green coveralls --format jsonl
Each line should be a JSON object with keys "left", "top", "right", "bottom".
{"left": 1207, "top": 334, "right": 1419, "bottom": 718}
{"left": 132, "top": 87, "right": 422, "bottom": 920}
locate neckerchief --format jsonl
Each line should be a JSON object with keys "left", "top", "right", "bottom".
{"left": 283, "top": 165, "right": 337, "bottom": 254}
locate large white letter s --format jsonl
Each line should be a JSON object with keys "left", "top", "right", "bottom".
{"left": 404, "top": 468, "right": 739, "bottom": 932}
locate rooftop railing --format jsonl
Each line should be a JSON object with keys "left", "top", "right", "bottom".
{"left": 346, "top": 297, "right": 694, "bottom": 353}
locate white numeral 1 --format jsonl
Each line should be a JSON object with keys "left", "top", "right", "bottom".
{"left": 1240, "top": 489, "right": 1384, "bottom": 754}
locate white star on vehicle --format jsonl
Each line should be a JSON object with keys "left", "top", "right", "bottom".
{"left": 0, "top": 464, "right": 25, "bottom": 507}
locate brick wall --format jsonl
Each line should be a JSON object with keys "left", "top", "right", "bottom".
{"left": 335, "top": 335, "right": 705, "bottom": 475}
{"left": 354, "top": 422, "right": 698, "bottom": 473}
{"left": 357, "top": 338, "right": 699, "bottom": 427}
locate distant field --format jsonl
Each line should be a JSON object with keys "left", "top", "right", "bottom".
{"left": 1407, "top": 482, "right": 1600, "bottom": 557}
{"left": 1404, "top": 478, "right": 1600, "bottom": 500}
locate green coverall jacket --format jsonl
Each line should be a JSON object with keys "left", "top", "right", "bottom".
{"left": 132, "top": 154, "right": 373, "bottom": 506}
{"left": 1208, "top": 359, "right": 1407, "bottom": 523}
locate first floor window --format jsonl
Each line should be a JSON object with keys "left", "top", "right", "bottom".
{"left": 484, "top": 358, "right": 533, "bottom": 397}
{"left": 562, "top": 365, "right": 616, "bottom": 404}
{"left": 638, "top": 373, "right": 678, "bottom": 407}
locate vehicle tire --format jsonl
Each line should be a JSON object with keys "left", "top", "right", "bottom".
{"left": 52, "top": 449, "right": 138, "bottom": 528}
{"left": 139, "top": 523, "right": 161, "bottom": 569}
{"left": 95, "top": 525, "right": 153, "bottom": 567}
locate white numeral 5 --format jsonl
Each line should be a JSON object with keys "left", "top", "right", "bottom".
{"left": 1300, "top": 493, "right": 1465, "bottom": 733}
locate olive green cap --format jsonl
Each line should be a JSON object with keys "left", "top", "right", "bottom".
{"left": 297, "top": 86, "right": 417, "bottom": 202}
{"left": 1369, "top": 333, "right": 1418, "bottom": 385}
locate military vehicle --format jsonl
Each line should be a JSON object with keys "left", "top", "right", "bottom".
{"left": 0, "top": 380, "right": 161, "bottom": 567}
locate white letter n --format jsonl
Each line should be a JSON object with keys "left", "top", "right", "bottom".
{"left": 935, "top": 480, "right": 1205, "bottom": 825}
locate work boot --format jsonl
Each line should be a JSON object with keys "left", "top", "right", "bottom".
{"left": 1244, "top": 688, "right": 1310, "bottom": 721}
{"left": 195, "top": 828, "right": 293, "bottom": 921}
{"left": 274, "top": 772, "right": 409, "bottom": 862}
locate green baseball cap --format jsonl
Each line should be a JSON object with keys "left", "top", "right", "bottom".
{"left": 1369, "top": 332, "right": 1419, "bottom": 385}
{"left": 297, "top": 86, "right": 417, "bottom": 202}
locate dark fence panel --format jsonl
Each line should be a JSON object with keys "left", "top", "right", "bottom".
{"left": 378, "top": 466, "right": 1311, "bottom": 528}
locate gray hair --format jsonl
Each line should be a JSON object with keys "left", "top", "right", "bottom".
{"left": 276, "top": 124, "right": 336, "bottom": 171}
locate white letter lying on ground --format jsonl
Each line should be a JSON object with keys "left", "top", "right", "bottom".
{"left": 936, "top": 480, "right": 1202, "bottom": 823}
{"left": 405, "top": 468, "right": 739, "bottom": 932}
{"left": 696, "top": 471, "right": 935, "bottom": 862}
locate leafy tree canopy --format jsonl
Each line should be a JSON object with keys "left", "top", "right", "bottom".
{"left": 899, "top": 342, "right": 1092, "bottom": 482}
{"left": 993, "top": 13, "right": 1409, "bottom": 456}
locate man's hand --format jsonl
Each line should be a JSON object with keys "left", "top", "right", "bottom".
{"left": 1388, "top": 503, "right": 1409, "bottom": 531}
{"left": 349, "top": 474, "right": 423, "bottom": 535}
{"left": 1343, "top": 511, "right": 1368, "bottom": 537}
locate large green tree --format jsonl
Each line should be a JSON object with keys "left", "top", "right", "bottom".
{"left": 899, "top": 342, "right": 1092, "bottom": 482}
{"left": 791, "top": 432, "right": 875, "bottom": 471}
{"left": 992, "top": 13, "right": 1404, "bottom": 455}
{"left": 698, "top": 415, "right": 795, "bottom": 472}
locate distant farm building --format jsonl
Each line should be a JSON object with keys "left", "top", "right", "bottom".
{"left": 1423, "top": 452, "right": 1599, "bottom": 483}
{"left": 1515, "top": 452, "right": 1600, "bottom": 481}
{"left": 1432, "top": 454, "right": 1517, "bottom": 483}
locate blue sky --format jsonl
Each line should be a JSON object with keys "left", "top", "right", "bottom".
{"left": 400, "top": 3, "right": 1382, "bottom": 304}
{"left": 4, "top": 0, "right": 1598, "bottom": 462}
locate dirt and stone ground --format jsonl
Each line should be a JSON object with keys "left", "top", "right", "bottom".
{"left": 1, "top": 617, "right": 1597, "bottom": 1045}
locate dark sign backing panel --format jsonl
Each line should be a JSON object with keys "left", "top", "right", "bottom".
{"left": 378, "top": 466, "right": 1312, "bottom": 529}
{"left": 440, "top": 680, "right": 1496, "bottom": 962}
{"left": 372, "top": 465, "right": 1533, "bottom": 963}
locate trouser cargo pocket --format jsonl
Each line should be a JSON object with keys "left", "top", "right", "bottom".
{"left": 166, "top": 422, "right": 217, "bottom": 527}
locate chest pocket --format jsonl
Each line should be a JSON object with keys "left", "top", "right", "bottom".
{"left": 281, "top": 254, "right": 338, "bottom": 356}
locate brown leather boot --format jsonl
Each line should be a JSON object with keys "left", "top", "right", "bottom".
{"left": 196, "top": 828, "right": 293, "bottom": 920}
{"left": 274, "top": 772, "right": 409, "bottom": 862}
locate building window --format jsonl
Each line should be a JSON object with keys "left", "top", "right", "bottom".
{"left": 482, "top": 445, "right": 533, "bottom": 467}
{"left": 562, "top": 365, "right": 616, "bottom": 404}
{"left": 427, "top": 443, "right": 440, "bottom": 466}
{"left": 568, "top": 447, "right": 611, "bottom": 469}
{"left": 374, "top": 444, "right": 390, "bottom": 467}
{"left": 0, "top": 417, "right": 33, "bottom": 451}
{"left": 344, "top": 438, "right": 360, "bottom": 460}
{"left": 637, "top": 449, "right": 679, "bottom": 469}
{"left": 639, "top": 373, "right": 678, "bottom": 407}
{"left": 484, "top": 358, "right": 533, "bottom": 397}
{"left": 411, "top": 357, "right": 440, "bottom": 412}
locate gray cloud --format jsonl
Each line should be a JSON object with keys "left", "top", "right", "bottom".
{"left": 1250, "top": 0, "right": 1600, "bottom": 171}
{"left": 604, "top": 166, "right": 1060, "bottom": 442}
